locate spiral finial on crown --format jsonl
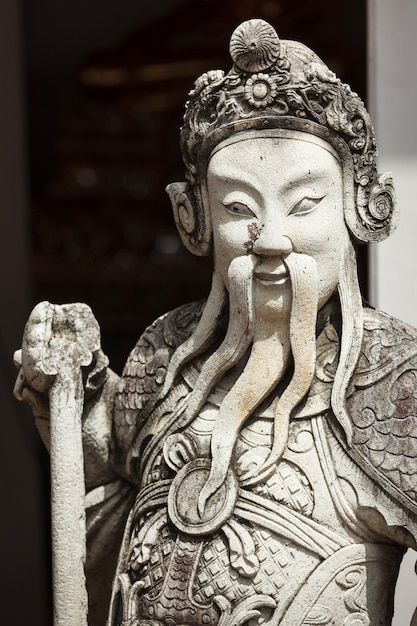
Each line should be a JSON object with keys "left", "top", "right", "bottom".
{"left": 229, "top": 19, "right": 281, "bottom": 72}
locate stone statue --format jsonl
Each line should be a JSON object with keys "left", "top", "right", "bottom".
{"left": 14, "top": 18, "right": 417, "bottom": 626}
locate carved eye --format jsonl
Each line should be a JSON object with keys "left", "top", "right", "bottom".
{"left": 289, "top": 196, "right": 324, "bottom": 216}
{"left": 223, "top": 201, "right": 256, "bottom": 217}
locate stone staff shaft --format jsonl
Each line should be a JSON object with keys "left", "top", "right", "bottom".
{"left": 20, "top": 301, "right": 101, "bottom": 626}
{"left": 49, "top": 354, "right": 88, "bottom": 626}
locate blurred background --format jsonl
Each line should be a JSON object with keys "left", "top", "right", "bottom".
{"left": 2, "top": 1, "right": 416, "bottom": 624}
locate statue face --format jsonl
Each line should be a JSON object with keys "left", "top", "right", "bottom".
{"left": 207, "top": 135, "right": 350, "bottom": 316}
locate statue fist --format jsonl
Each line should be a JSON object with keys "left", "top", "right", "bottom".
{"left": 14, "top": 301, "right": 103, "bottom": 398}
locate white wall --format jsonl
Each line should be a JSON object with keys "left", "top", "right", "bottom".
{"left": 368, "top": 0, "right": 417, "bottom": 624}
{"left": 368, "top": 0, "right": 417, "bottom": 321}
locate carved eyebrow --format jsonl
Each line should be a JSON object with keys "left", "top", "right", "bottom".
{"left": 208, "top": 171, "right": 264, "bottom": 202}
{"left": 209, "top": 165, "right": 336, "bottom": 201}
{"left": 282, "top": 168, "right": 332, "bottom": 191}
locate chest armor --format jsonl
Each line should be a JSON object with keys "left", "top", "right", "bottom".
{"left": 107, "top": 393, "right": 404, "bottom": 626}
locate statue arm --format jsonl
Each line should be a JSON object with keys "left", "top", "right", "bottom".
{"left": 13, "top": 300, "right": 202, "bottom": 624}
{"left": 13, "top": 304, "right": 136, "bottom": 626}
{"left": 14, "top": 344, "right": 122, "bottom": 491}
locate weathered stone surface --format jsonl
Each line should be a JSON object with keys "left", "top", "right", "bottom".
{"left": 15, "top": 18, "right": 416, "bottom": 626}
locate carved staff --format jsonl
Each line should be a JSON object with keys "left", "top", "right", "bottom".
{"left": 21, "top": 302, "right": 100, "bottom": 626}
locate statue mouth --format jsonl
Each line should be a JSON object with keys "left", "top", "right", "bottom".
{"left": 254, "top": 270, "right": 289, "bottom": 286}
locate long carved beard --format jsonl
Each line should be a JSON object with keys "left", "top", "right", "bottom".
{"left": 332, "top": 240, "right": 363, "bottom": 444}
{"left": 198, "top": 252, "right": 319, "bottom": 514}
{"left": 163, "top": 242, "right": 362, "bottom": 515}
{"left": 162, "top": 269, "right": 227, "bottom": 395}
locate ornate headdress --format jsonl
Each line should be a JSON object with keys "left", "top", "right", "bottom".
{"left": 167, "top": 19, "right": 398, "bottom": 255}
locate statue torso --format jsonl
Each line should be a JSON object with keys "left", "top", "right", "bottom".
{"left": 107, "top": 301, "right": 417, "bottom": 626}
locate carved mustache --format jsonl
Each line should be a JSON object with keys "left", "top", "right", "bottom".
{"left": 183, "top": 255, "right": 255, "bottom": 425}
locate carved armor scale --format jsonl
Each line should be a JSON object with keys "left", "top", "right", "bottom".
{"left": 108, "top": 364, "right": 407, "bottom": 625}
{"left": 102, "top": 299, "right": 417, "bottom": 626}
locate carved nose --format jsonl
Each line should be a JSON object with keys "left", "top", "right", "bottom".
{"left": 253, "top": 229, "right": 293, "bottom": 256}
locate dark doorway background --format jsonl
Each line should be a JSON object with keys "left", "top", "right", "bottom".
{"left": 21, "top": 1, "right": 367, "bottom": 623}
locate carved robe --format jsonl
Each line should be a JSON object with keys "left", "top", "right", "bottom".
{"left": 83, "top": 299, "right": 417, "bottom": 626}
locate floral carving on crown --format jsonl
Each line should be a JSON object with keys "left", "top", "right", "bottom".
{"left": 178, "top": 19, "right": 398, "bottom": 245}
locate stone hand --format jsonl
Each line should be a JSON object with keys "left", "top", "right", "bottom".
{"left": 21, "top": 301, "right": 101, "bottom": 387}
{"left": 14, "top": 301, "right": 106, "bottom": 416}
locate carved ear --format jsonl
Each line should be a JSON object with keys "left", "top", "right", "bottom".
{"left": 166, "top": 182, "right": 212, "bottom": 256}
{"left": 347, "top": 173, "right": 399, "bottom": 243}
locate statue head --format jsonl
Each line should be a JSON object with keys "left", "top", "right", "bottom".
{"left": 164, "top": 20, "right": 399, "bottom": 503}
{"left": 167, "top": 18, "right": 398, "bottom": 255}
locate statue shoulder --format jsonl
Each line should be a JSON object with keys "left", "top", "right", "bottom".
{"left": 347, "top": 306, "right": 417, "bottom": 515}
{"left": 116, "top": 300, "right": 204, "bottom": 413}
{"left": 354, "top": 306, "right": 417, "bottom": 382}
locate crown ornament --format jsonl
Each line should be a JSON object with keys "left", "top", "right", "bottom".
{"left": 229, "top": 19, "right": 281, "bottom": 72}
{"left": 168, "top": 19, "right": 398, "bottom": 255}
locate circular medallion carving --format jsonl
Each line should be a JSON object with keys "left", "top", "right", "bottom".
{"left": 168, "top": 458, "right": 238, "bottom": 536}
